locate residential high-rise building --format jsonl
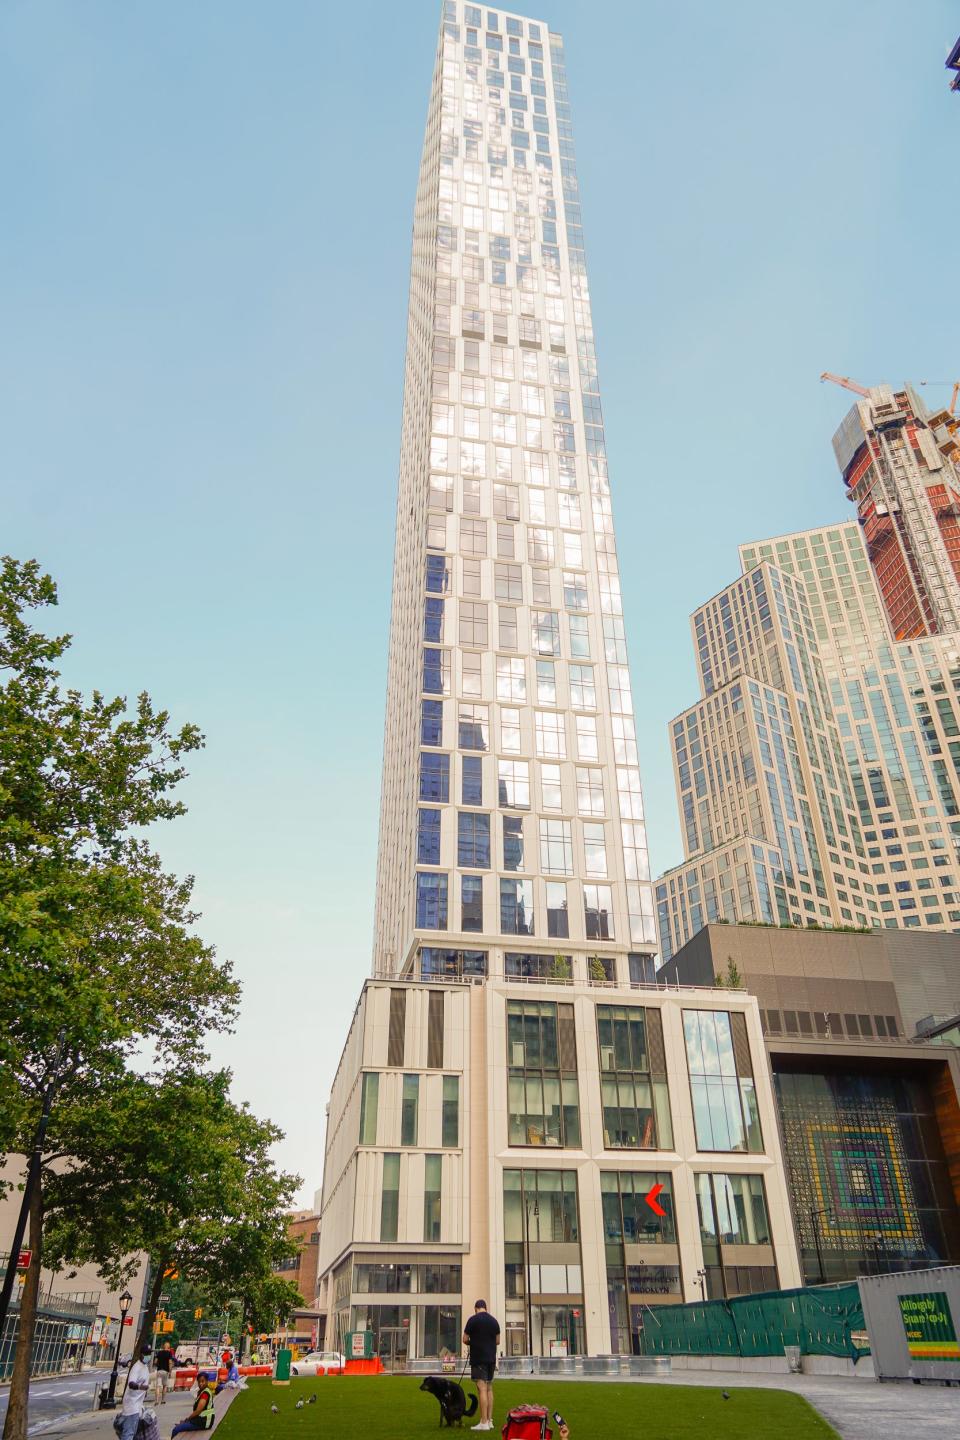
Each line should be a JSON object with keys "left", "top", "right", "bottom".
{"left": 741, "top": 524, "right": 960, "bottom": 929}
{"left": 656, "top": 497, "right": 960, "bottom": 959}
{"left": 831, "top": 384, "right": 960, "bottom": 639}
{"left": 656, "top": 557, "right": 874, "bottom": 961}
{"left": 372, "top": 2, "right": 657, "bottom": 984}
{"left": 317, "top": 3, "right": 802, "bottom": 1362}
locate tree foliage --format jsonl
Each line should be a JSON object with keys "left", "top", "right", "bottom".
{"left": 714, "top": 956, "right": 744, "bottom": 990}
{"left": 0, "top": 559, "right": 291, "bottom": 1440}
{"left": 45, "top": 1067, "right": 302, "bottom": 1352}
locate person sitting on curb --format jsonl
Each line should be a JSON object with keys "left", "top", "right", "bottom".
{"left": 171, "top": 1371, "right": 216, "bottom": 1438}
{"left": 214, "top": 1356, "right": 242, "bottom": 1395}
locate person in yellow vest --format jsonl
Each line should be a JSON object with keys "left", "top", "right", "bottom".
{"left": 170, "top": 1372, "right": 215, "bottom": 1438}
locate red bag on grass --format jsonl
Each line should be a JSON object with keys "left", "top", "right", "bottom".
{"left": 502, "top": 1405, "right": 552, "bottom": 1440}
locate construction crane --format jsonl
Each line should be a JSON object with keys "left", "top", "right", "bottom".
{"left": 820, "top": 372, "right": 871, "bottom": 397}
{"left": 920, "top": 380, "right": 960, "bottom": 417}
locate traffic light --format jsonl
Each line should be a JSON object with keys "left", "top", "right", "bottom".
{"left": 163, "top": 1319, "right": 175, "bottom": 1333}
{"left": 194, "top": 1308, "right": 203, "bottom": 1320}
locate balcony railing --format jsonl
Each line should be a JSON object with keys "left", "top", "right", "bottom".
{"left": 369, "top": 968, "right": 736, "bottom": 996}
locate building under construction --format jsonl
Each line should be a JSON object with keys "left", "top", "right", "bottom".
{"left": 831, "top": 382, "right": 960, "bottom": 639}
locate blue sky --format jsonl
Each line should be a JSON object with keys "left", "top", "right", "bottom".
{"left": 2, "top": 0, "right": 958, "bottom": 1199}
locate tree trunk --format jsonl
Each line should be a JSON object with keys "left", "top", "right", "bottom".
{"left": 136, "top": 1262, "right": 166, "bottom": 1357}
{"left": 2, "top": 1175, "right": 44, "bottom": 1440}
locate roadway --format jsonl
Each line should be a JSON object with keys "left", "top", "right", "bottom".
{"left": 0, "top": 1371, "right": 103, "bottom": 1433}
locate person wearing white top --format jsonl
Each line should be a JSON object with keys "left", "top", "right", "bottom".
{"left": 120, "top": 1348, "right": 152, "bottom": 1440}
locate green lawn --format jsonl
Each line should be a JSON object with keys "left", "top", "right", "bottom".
{"left": 215, "top": 1375, "right": 839, "bottom": 1440}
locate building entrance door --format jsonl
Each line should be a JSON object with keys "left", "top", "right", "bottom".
{"left": 379, "top": 1325, "right": 409, "bottom": 1372}
{"left": 505, "top": 1321, "right": 527, "bottom": 1357}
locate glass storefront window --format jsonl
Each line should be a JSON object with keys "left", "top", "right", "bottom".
{"left": 502, "top": 1168, "right": 584, "bottom": 1357}
{"left": 507, "top": 1000, "right": 579, "bottom": 1146}
{"left": 597, "top": 1006, "right": 672, "bottom": 1150}
{"left": 695, "top": 1172, "right": 776, "bottom": 1299}
{"left": 421, "top": 1305, "right": 459, "bottom": 1359}
{"left": 599, "top": 1170, "right": 677, "bottom": 1246}
{"left": 683, "top": 1010, "right": 762, "bottom": 1153}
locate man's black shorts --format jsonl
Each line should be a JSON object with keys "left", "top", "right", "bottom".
{"left": 470, "top": 1361, "right": 495, "bottom": 1383}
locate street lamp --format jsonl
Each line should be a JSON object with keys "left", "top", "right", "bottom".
{"left": 100, "top": 1290, "right": 133, "bottom": 1409}
{"left": 871, "top": 1232, "right": 884, "bottom": 1277}
{"left": 809, "top": 1207, "right": 833, "bottom": 1285}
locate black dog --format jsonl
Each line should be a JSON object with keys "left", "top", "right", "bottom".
{"left": 419, "top": 1375, "right": 478, "bottom": 1427}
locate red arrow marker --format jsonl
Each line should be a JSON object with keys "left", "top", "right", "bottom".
{"left": 645, "top": 1182, "right": 666, "bottom": 1217}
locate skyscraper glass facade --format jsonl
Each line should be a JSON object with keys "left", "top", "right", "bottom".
{"left": 741, "top": 525, "right": 960, "bottom": 930}
{"left": 316, "top": 6, "right": 805, "bottom": 1363}
{"left": 373, "top": 2, "right": 656, "bottom": 983}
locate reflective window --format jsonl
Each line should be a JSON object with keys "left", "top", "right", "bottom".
{"left": 507, "top": 1001, "right": 580, "bottom": 1147}
{"left": 421, "top": 700, "right": 443, "bottom": 746}
{"left": 584, "top": 883, "right": 614, "bottom": 939}
{"left": 458, "top": 703, "right": 489, "bottom": 750}
{"left": 500, "top": 877, "right": 534, "bottom": 935}
{"left": 462, "top": 755, "right": 483, "bottom": 805}
{"left": 461, "top": 874, "right": 483, "bottom": 931}
{"left": 683, "top": 1010, "right": 763, "bottom": 1153}
{"left": 499, "top": 759, "right": 530, "bottom": 808}
{"left": 424, "top": 1155, "right": 442, "bottom": 1242}
{"left": 417, "top": 808, "right": 441, "bottom": 864}
{"left": 442, "top": 1075, "right": 460, "bottom": 1147}
{"left": 546, "top": 881, "right": 569, "bottom": 938}
{"left": 539, "top": 818, "right": 573, "bottom": 875}
{"left": 503, "top": 814, "right": 524, "bottom": 870}
{"left": 420, "top": 752, "right": 450, "bottom": 802}
{"left": 416, "top": 872, "right": 448, "bottom": 930}
{"left": 359, "top": 1072, "right": 379, "bottom": 1146}
{"left": 380, "top": 1154, "right": 400, "bottom": 1242}
{"left": 597, "top": 1006, "right": 673, "bottom": 1149}
{"left": 401, "top": 1074, "right": 419, "bottom": 1146}
{"left": 458, "top": 811, "right": 490, "bottom": 867}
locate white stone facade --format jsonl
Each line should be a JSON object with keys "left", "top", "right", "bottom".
{"left": 317, "top": 975, "right": 801, "bottom": 1360}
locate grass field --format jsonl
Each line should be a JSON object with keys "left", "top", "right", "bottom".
{"left": 215, "top": 1375, "right": 840, "bottom": 1440}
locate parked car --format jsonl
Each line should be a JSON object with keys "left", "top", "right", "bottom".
{"left": 290, "top": 1350, "right": 346, "bottom": 1377}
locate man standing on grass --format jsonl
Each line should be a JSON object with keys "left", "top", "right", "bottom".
{"left": 463, "top": 1299, "right": 499, "bottom": 1432}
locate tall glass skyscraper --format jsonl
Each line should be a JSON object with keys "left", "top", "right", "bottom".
{"left": 372, "top": 2, "right": 657, "bottom": 984}
{"left": 317, "top": 4, "right": 800, "bottom": 1362}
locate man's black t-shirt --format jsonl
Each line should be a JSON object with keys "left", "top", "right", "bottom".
{"left": 155, "top": 1349, "right": 174, "bottom": 1373}
{"left": 464, "top": 1312, "right": 500, "bottom": 1363}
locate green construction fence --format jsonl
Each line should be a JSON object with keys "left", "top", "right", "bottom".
{"left": 640, "top": 1283, "right": 868, "bottom": 1360}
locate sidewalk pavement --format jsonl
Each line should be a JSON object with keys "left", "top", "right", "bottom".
{"left": 597, "top": 1366, "right": 960, "bottom": 1440}
{"left": 28, "top": 1378, "right": 246, "bottom": 1440}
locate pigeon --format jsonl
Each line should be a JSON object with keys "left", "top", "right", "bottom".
{"left": 296, "top": 1399, "right": 305, "bottom": 1409}
{"left": 271, "top": 1405, "right": 279, "bottom": 1414}
{"left": 722, "top": 1391, "right": 731, "bottom": 1400}
{"left": 307, "top": 1395, "right": 317, "bottom": 1405}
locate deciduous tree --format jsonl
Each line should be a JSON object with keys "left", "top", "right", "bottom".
{"left": 0, "top": 558, "right": 238, "bottom": 1440}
